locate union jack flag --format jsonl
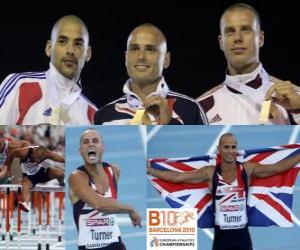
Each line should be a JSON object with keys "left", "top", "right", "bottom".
{"left": 148, "top": 144, "right": 300, "bottom": 228}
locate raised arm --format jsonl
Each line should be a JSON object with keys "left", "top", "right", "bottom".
{"left": 147, "top": 162, "right": 212, "bottom": 184}
{"left": 69, "top": 171, "right": 141, "bottom": 227}
{"left": 245, "top": 152, "right": 300, "bottom": 178}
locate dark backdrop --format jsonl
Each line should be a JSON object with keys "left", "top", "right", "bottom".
{"left": 0, "top": 0, "right": 299, "bottom": 108}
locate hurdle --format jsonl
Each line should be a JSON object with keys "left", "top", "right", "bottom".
{"left": 30, "top": 185, "right": 64, "bottom": 250}
{"left": 0, "top": 184, "right": 22, "bottom": 250}
{"left": 0, "top": 184, "right": 64, "bottom": 250}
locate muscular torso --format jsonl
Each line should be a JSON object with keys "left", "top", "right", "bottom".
{"left": 69, "top": 164, "right": 118, "bottom": 205}
{"left": 205, "top": 163, "right": 252, "bottom": 191}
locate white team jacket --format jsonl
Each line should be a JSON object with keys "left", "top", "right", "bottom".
{"left": 0, "top": 64, "right": 97, "bottom": 125}
{"left": 197, "top": 64, "right": 300, "bottom": 125}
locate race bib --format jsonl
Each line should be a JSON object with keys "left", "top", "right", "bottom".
{"left": 215, "top": 185, "right": 247, "bottom": 230}
{"left": 78, "top": 211, "right": 121, "bottom": 249}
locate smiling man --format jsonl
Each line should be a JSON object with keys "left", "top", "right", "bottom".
{"left": 0, "top": 15, "right": 97, "bottom": 125}
{"left": 197, "top": 3, "right": 300, "bottom": 125}
{"left": 94, "top": 23, "right": 208, "bottom": 125}
{"left": 69, "top": 129, "right": 142, "bottom": 250}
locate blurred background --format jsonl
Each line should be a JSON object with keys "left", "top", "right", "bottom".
{"left": 0, "top": 125, "right": 65, "bottom": 184}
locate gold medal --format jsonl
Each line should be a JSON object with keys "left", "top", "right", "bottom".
{"left": 259, "top": 100, "right": 272, "bottom": 124}
{"left": 49, "top": 107, "right": 61, "bottom": 125}
{"left": 130, "top": 108, "right": 146, "bottom": 125}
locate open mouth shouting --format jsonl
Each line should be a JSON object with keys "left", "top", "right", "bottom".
{"left": 87, "top": 149, "right": 97, "bottom": 161}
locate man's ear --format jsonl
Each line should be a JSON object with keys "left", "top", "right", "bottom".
{"left": 85, "top": 46, "right": 92, "bottom": 62}
{"left": 218, "top": 34, "right": 224, "bottom": 51}
{"left": 163, "top": 52, "right": 171, "bottom": 69}
{"left": 45, "top": 40, "right": 52, "bottom": 58}
{"left": 124, "top": 51, "right": 128, "bottom": 67}
{"left": 259, "top": 30, "right": 264, "bottom": 48}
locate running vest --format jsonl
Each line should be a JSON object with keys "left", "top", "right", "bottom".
{"left": 0, "top": 140, "right": 9, "bottom": 167}
{"left": 73, "top": 163, "right": 121, "bottom": 249}
{"left": 20, "top": 146, "right": 45, "bottom": 175}
{"left": 212, "top": 163, "right": 248, "bottom": 230}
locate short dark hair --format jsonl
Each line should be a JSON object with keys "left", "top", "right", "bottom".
{"left": 220, "top": 3, "right": 261, "bottom": 31}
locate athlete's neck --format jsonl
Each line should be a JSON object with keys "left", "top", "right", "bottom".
{"left": 84, "top": 162, "right": 105, "bottom": 177}
{"left": 130, "top": 77, "right": 161, "bottom": 102}
{"left": 220, "top": 161, "right": 236, "bottom": 173}
{"left": 228, "top": 61, "right": 260, "bottom": 76}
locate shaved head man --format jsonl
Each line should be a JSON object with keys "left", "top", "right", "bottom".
{"left": 148, "top": 132, "right": 300, "bottom": 249}
{"left": 46, "top": 15, "right": 91, "bottom": 81}
{"left": 69, "top": 129, "right": 141, "bottom": 250}
{"left": 94, "top": 23, "right": 208, "bottom": 125}
{"left": 125, "top": 24, "right": 170, "bottom": 87}
{"left": 0, "top": 15, "right": 97, "bottom": 125}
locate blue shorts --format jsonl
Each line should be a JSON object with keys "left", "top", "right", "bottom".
{"left": 23, "top": 167, "right": 50, "bottom": 187}
{"left": 213, "top": 226, "right": 253, "bottom": 250}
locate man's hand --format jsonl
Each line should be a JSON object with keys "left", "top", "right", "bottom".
{"left": 144, "top": 95, "right": 172, "bottom": 124}
{"left": 129, "top": 209, "right": 142, "bottom": 228}
{"left": 147, "top": 161, "right": 154, "bottom": 176}
{"left": 266, "top": 76, "right": 300, "bottom": 111}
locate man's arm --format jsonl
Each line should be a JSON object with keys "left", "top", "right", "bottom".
{"left": 69, "top": 171, "right": 141, "bottom": 227}
{"left": 245, "top": 152, "right": 300, "bottom": 178}
{"left": 0, "top": 74, "right": 21, "bottom": 124}
{"left": 43, "top": 148, "right": 65, "bottom": 163}
{"left": 5, "top": 148, "right": 28, "bottom": 173}
{"left": 17, "top": 140, "right": 31, "bottom": 148}
{"left": 147, "top": 162, "right": 212, "bottom": 184}
{"left": 9, "top": 140, "right": 31, "bottom": 151}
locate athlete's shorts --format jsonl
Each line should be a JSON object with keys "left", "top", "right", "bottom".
{"left": 78, "top": 239, "right": 126, "bottom": 250}
{"left": 213, "top": 226, "right": 253, "bottom": 250}
{"left": 23, "top": 167, "right": 50, "bottom": 187}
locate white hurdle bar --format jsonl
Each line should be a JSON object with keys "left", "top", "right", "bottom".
{"left": 0, "top": 184, "right": 64, "bottom": 250}
{"left": 30, "top": 186, "right": 64, "bottom": 250}
{"left": 0, "top": 184, "right": 22, "bottom": 250}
